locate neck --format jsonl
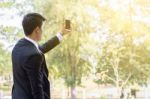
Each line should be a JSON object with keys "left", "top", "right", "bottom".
{"left": 27, "top": 35, "right": 38, "bottom": 42}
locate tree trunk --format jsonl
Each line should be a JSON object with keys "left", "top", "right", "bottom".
{"left": 116, "top": 81, "right": 121, "bottom": 98}
{"left": 71, "top": 86, "right": 76, "bottom": 99}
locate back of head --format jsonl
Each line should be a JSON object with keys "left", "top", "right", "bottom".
{"left": 22, "top": 13, "right": 46, "bottom": 36}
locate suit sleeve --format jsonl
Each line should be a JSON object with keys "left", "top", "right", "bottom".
{"left": 24, "top": 54, "right": 44, "bottom": 99}
{"left": 39, "top": 36, "right": 60, "bottom": 54}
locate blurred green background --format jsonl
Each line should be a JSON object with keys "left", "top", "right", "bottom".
{"left": 0, "top": 0, "right": 150, "bottom": 99}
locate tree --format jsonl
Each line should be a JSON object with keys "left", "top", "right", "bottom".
{"left": 81, "top": 0, "right": 150, "bottom": 97}
{"left": 0, "top": 44, "right": 11, "bottom": 75}
{"left": 0, "top": 0, "right": 34, "bottom": 74}
{"left": 34, "top": 0, "right": 101, "bottom": 98}
{"left": 34, "top": 0, "right": 150, "bottom": 98}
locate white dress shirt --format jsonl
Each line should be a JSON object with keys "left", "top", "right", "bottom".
{"left": 24, "top": 33, "right": 63, "bottom": 53}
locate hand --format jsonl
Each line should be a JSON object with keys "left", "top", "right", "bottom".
{"left": 61, "top": 27, "right": 71, "bottom": 36}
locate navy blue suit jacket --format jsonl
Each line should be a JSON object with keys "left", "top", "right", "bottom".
{"left": 12, "top": 36, "right": 59, "bottom": 99}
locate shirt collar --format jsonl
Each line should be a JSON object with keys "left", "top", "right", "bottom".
{"left": 24, "top": 36, "right": 39, "bottom": 49}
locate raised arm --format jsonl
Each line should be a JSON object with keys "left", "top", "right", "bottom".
{"left": 39, "top": 26, "right": 71, "bottom": 54}
{"left": 39, "top": 36, "right": 60, "bottom": 54}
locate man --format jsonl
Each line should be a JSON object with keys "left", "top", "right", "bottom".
{"left": 11, "top": 13, "right": 70, "bottom": 99}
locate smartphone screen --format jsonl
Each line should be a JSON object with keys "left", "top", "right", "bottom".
{"left": 65, "top": 20, "right": 71, "bottom": 29}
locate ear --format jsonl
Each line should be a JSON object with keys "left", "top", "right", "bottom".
{"left": 34, "top": 27, "right": 40, "bottom": 33}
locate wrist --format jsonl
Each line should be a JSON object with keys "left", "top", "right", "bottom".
{"left": 56, "top": 32, "right": 63, "bottom": 41}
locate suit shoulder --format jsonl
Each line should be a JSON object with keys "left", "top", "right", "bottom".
{"left": 12, "top": 38, "right": 40, "bottom": 58}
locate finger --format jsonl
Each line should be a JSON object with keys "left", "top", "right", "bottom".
{"left": 65, "top": 29, "right": 71, "bottom": 32}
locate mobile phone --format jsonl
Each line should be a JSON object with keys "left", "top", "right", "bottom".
{"left": 65, "top": 20, "right": 71, "bottom": 29}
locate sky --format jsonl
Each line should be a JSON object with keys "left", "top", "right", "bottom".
{"left": 0, "top": 0, "right": 33, "bottom": 28}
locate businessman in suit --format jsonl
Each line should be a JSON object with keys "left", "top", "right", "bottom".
{"left": 11, "top": 13, "right": 70, "bottom": 99}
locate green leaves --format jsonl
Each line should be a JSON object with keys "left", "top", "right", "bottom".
{"left": 35, "top": 0, "right": 95, "bottom": 88}
{"left": 0, "top": 45, "right": 11, "bottom": 75}
{"left": 34, "top": 0, "right": 150, "bottom": 89}
{"left": 0, "top": 1, "right": 13, "bottom": 8}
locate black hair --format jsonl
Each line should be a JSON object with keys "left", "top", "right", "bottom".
{"left": 22, "top": 13, "right": 46, "bottom": 36}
